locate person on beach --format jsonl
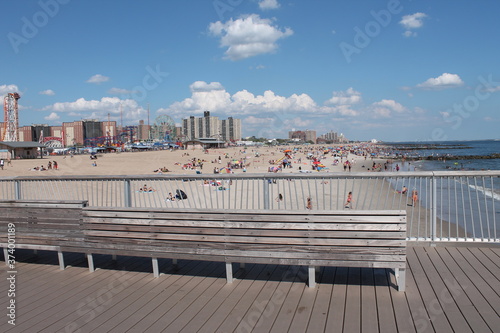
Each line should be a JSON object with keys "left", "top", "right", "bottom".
{"left": 397, "top": 186, "right": 408, "bottom": 195}
{"left": 411, "top": 189, "right": 418, "bottom": 206}
{"left": 276, "top": 193, "right": 283, "bottom": 202}
{"left": 306, "top": 197, "right": 312, "bottom": 210}
{"left": 345, "top": 192, "right": 353, "bottom": 209}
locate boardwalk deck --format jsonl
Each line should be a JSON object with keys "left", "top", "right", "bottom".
{"left": 1, "top": 245, "right": 499, "bottom": 333}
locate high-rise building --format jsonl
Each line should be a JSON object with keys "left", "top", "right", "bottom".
{"left": 221, "top": 117, "right": 241, "bottom": 142}
{"left": 289, "top": 130, "right": 316, "bottom": 143}
{"left": 182, "top": 111, "right": 230, "bottom": 140}
{"left": 137, "top": 120, "right": 150, "bottom": 141}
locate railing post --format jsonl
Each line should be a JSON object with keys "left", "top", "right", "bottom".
{"left": 14, "top": 180, "right": 21, "bottom": 200}
{"left": 263, "top": 178, "right": 270, "bottom": 210}
{"left": 124, "top": 179, "right": 132, "bottom": 207}
{"left": 431, "top": 176, "right": 437, "bottom": 242}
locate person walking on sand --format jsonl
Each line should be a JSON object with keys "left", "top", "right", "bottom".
{"left": 0, "top": 159, "right": 4, "bottom": 170}
{"left": 345, "top": 191, "right": 353, "bottom": 209}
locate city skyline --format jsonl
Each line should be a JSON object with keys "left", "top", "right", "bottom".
{"left": 2, "top": 0, "right": 500, "bottom": 142}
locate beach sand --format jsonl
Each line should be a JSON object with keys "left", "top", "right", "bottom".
{"left": 0, "top": 145, "right": 377, "bottom": 177}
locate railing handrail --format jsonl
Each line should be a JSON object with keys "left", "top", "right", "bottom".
{"left": 1, "top": 170, "right": 499, "bottom": 181}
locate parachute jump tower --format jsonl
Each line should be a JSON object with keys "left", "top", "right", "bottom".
{"left": 2, "top": 92, "right": 21, "bottom": 142}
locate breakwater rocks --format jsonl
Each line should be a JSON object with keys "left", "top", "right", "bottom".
{"left": 397, "top": 154, "right": 500, "bottom": 161}
{"left": 422, "top": 154, "right": 500, "bottom": 161}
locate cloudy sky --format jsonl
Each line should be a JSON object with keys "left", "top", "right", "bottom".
{"left": 2, "top": 0, "right": 500, "bottom": 141}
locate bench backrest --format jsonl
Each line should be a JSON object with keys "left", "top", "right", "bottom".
{"left": 81, "top": 207, "right": 407, "bottom": 268}
{"left": 0, "top": 200, "right": 87, "bottom": 249}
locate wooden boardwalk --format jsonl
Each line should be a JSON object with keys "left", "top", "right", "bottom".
{"left": 1, "top": 246, "right": 499, "bottom": 333}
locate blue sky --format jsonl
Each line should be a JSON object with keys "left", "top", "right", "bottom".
{"left": 1, "top": 0, "right": 500, "bottom": 142}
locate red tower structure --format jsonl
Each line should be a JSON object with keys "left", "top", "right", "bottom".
{"left": 3, "top": 92, "right": 21, "bottom": 142}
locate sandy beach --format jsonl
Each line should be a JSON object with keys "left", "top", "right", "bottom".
{"left": 0, "top": 144, "right": 382, "bottom": 177}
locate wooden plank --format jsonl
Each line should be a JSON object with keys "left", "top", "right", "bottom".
{"left": 83, "top": 208, "right": 406, "bottom": 223}
{"left": 373, "top": 268, "right": 398, "bottom": 333}
{"left": 435, "top": 247, "right": 500, "bottom": 331}
{"left": 177, "top": 265, "right": 258, "bottom": 333}
{"left": 343, "top": 267, "right": 362, "bottom": 333}
{"left": 84, "top": 224, "right": 406, "bottom": 239}
{"left": 83, "top": 218, "right": 407, "bottom": 231}
{"left": 266, "top": 267, "right": 307, "bottom": 332}
{"left": 83, "top": 206, "right": 406, "bottom": 216}
{"left": 304, "top": 266, "right": 334, "bottom": 333}
{"left": 387, "top": 268, "right": 416, "bottom": 333}
{"left": 409, "top": 247, "right": 454, "bottom": 333}
{"left": 456, "top": 247, "right": 500, "bottom": 294}
{"left": 425, "top": 247, "right": 493, "bottom": 333}
{"left": 444, "top": 248, "right": 500, "bottom": 314}
{"left": 361, "top": 267, "right": 378, "bottom": 333}
{"left": 187, "top": 264, "right": 269, "bottom": 332}
{"left": 83, "top": 260, "right": 211, "bottom": 332}
{"left": 415, "top": 247, "right": 472, "bottom": 332}
{"left": 230, "top": 264, "right": 290, "bottom": 333}
{"left": 83, "top": 230, "right": 405, "bottom": 246}
{"left": 138, "top": 263, "right": 226, "bottom": 332}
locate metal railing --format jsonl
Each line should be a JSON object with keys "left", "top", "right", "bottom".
{"left": 1, "top": 171, "right": 498, "bottom": 243}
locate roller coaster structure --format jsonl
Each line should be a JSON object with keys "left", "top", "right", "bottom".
{"left": 2, "top": 92, "right": 20, "bottom": 141}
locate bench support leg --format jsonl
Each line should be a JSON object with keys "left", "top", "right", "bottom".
{"left": 172, "top": 258, "right": 178, "bottom": 266}
{"left": 58, "top": 251, "right": 65, "bottom": 270}
{"left": 226, "top": 262, "right": 233, "bottom": 284}
{"left": 87, "top": 254, "right": 95, "bottom": 272}
{"left": 3, "top": 248, "right": 8, "bottom": 265}
{"left": 152, "top": 257, "right": 159, "bottom": 278}
{"left": 240, "top": 263, "right": 245, "bottom": 269}
{"left": 112, "top": 254, "right": 117, "bottom": 261}
{"left": 308, "top": 266, "right": 316, "bottom": 288}
{"left": 395, "top": 268, "right": 406, "bottom": 292}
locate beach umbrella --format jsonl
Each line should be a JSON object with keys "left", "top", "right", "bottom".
{"left": 284, "top": 149, "right": 292, "bottom": 153}
{"left": 313, "top": 161, "right": 321, "bottom": 164}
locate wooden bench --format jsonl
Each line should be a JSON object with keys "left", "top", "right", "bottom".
{"left": 0, "top": 200, "right": 88, "bottom": 270}
{"left": 0, "top": 202, "right": 407, "bottom": 291}
{"left": 79, "top": 207, "right": 407, "bottom": 291}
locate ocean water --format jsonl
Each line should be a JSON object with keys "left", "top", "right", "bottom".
{"left": 385, "top": 140, "right": 500, "bottom": 240}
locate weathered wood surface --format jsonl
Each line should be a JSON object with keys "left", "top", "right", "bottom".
{"left": 1, "top": 246, "right": 498, "bottom": 332}
{"left": 0, "top": 202, "right": 407, "bottom": 288}
{"left": 0, "top": 200, "right": 87, "bottom": 248}
{"left": 81, "top": 207, "right": 406, "bottom": 267}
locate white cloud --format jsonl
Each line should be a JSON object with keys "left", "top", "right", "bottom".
{"left": 44, "top": 112, "right": 60, "bottom": 121}
{"left": 259, "top": 0, "right": 280, "bottom": 10}
{"left": 108, "top": 87, "right": 138, "bottom": 95}
{"left": 325, "top": 87, "right": 362, "bottom": 105}
{"left": 400, "top": 12, "right": 427, "bottom": 37}
{"left": 39, "top": 89, "right": 55, "bottom": 96}
{"left": 208, "top": 14, "right": 293, "bottom": 61}
{"left": 371, "top": 99, "right": 406, "bottom": 118}
{"left": 417, "top": 73, "right": 465, "bottom": 89}
{"left": 86, "top": 74, "right": 110, "bottom": 84}
{"left": 323, "top": 104, "right": 360, "bottom": 116}
{"left": 159, "top": 81, "right": 318, "bottom": 119}
{"left": 373, "top": 99, "right": 406, "bottom": 113}
{"left": 244, "top": 115, "right": 275, "bottom": 125}
{"left": 484, "top": 86, "right": 500, "bottom": 93}
{"left": 0, "top": 84, "right": 20, "bottom": 95}
{"left": 190, "top": 81, "right": 225, "bottom": 92}
{"left": 42, "top": 97, "right": 147, "bottom": 122}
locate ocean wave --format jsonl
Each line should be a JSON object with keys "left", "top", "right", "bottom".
{"left": 466, "top": 184, "right": 500, "bottom": 201}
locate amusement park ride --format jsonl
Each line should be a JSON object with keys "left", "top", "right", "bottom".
{"left": 2, "top": 93, "right": 178, "bottom": 148}
{"left": 2, "top": 92, "right": 20, "bottom": 142}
